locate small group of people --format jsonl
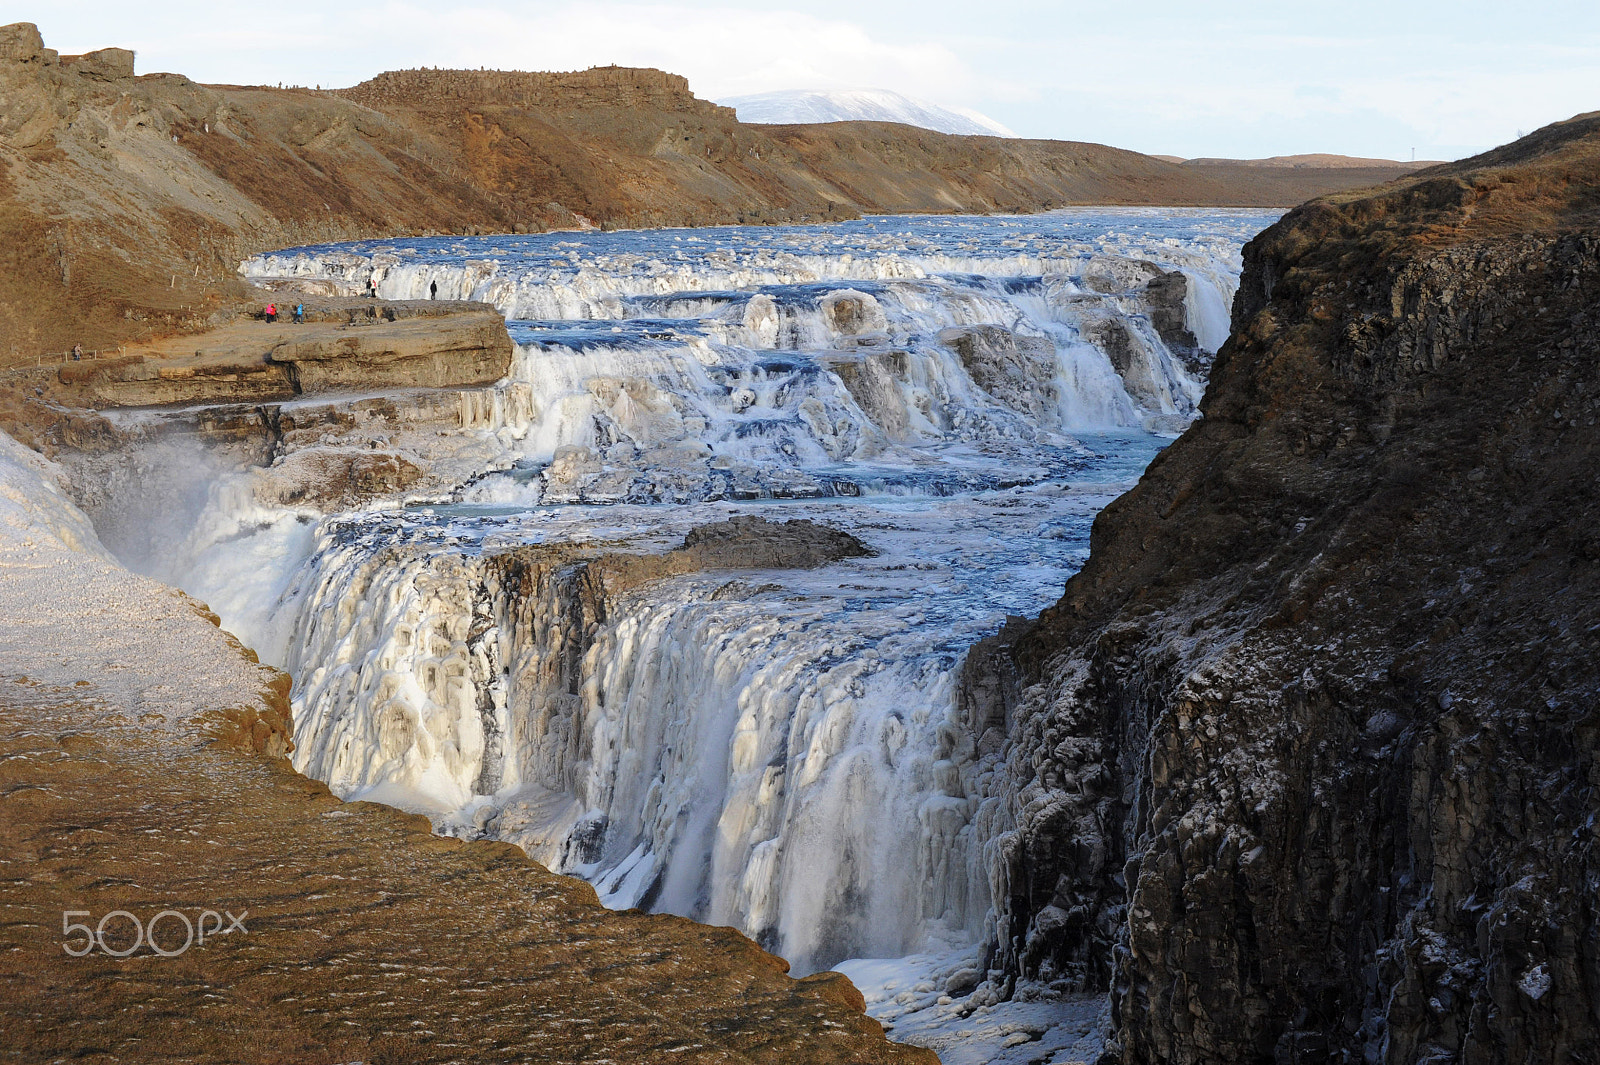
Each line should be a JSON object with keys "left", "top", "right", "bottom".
{"left": 261, "top": 275, "right": 437, "bottom": 322}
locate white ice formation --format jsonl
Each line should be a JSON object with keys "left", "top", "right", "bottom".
{"left": 101, "top": 211, "right": 1274, "bottom": 984}
{"left": 0, "top": 433, "right": 281, "bottom": 732}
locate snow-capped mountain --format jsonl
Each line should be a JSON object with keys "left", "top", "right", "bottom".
{"left": 719, "top": 88, "right": 1017, "bottom": 138}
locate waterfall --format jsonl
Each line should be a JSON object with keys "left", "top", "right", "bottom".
{"left": 161, "top": 209, "right": 1277, "bottom": 976}
{"left": 276, "top": 515, "right": 1011, "bottom": 969}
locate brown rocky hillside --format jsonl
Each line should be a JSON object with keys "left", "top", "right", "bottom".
{"left": 1, "top": 21, "right": 1419, "bottom": 366}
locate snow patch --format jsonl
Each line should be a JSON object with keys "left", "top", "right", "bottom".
{"left": 0, "top": 431, "right": 278, "bottom": 730}
{"left": 838, "top": 942, "right": 1108, "bottom": 1065}
{"left": 720, "top": 88, "right": 1018, "bottom": 138}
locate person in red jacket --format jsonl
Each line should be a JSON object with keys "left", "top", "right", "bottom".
{"left": 265, "top": 303, "right": 277, "bottom": 323}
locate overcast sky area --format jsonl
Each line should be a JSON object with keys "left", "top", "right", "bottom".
{"left": 8, "top": 0, "right": 1598, "bottom": 160}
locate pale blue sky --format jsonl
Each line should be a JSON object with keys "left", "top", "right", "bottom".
{"left": 8, "top": 0, "right": 1598, "bottom": 159}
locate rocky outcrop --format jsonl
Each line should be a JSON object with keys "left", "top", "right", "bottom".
{"left": 1079, "top": 257, "right": 1206, "bottom": 373}
{"left": 676, "top": 515, "right": 874, "bottom": 569}
{"left": 968, "top": 113, "right": 1600, "bottom": 1063}
{"left": 506, "top": 516, "right": 875, "bottom": 610}
{"left": 341, "top": 65, "right": 737, "bottom": 120}
{"left": 14, "top": 305, "right": 512, "bottom": 410}
{"left": 266, "top": 310, "right": 512, "bottom": 392}
{"left": 941, "top": 325, "right": 1064, "bottom": 429}
{"left": 250, "top": 446, "right": 425, "bottom": 508}
{"left": 818, "top": 350, "right": 917, "bottom": 441}
{"left": 62, "top": 47, "right": 134, "bottom": 81}
{"left": 1143, "top": 269, "right": 1202, "bottom": 370}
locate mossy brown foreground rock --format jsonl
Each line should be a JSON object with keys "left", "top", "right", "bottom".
{"left": 0, "top": 684, "right": 935, "bottom": 1065}
{"left": 966, "top": 112, "right": 1600, "bottom": 1063}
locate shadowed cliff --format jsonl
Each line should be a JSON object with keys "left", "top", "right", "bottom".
{"left": 968, "top": 110, "right": 1600, "bottom": 1063}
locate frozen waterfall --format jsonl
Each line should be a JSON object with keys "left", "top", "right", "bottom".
{"left": 156, "top": 210, "right": 1277, "bottom": 976}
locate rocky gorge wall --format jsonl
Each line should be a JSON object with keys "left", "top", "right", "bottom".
{"left": 969, "top": 113, "right": 1600, "bottom": 1063}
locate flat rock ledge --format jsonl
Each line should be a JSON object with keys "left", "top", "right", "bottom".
{"left": 12, "top": 302, "right": 514, "bottom": 410}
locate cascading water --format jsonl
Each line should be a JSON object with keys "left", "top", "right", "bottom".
{"left": 141, "top": 209, "right": 1276, "bottom": 1058}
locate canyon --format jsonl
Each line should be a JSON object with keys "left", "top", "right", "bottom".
{"left": 3, "top": 16, "right": 1598, "bottom": 1065}
{"left": 5, "top": 199, "right": 1260, "bottom": 1062}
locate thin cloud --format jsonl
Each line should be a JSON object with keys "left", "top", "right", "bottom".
{"left": 45, "top": 2, "right": 985, "bottom": 105}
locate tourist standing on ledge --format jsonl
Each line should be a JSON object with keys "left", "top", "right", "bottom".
{"left": 265, "top": 303, "right": 277, "bottom": 323}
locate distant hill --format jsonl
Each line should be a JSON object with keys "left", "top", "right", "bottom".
{"left": 720, "top": 89, "right": 1017, "bottom": 138}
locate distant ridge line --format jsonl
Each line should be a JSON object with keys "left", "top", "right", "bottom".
{"left": 1178, "top": 153, "right": 1445, "bottom": 170}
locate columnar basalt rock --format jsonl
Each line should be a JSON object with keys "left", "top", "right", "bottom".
{"left": 968, "top": 112, "right": 1600, "bottom": 1064}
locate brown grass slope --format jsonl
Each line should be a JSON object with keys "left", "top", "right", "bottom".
{"left": 1, "top": 22, "right": 1422, "bottom": 366}
{"left": 981, "top": 109, "right": 1600, "bottom": 1063}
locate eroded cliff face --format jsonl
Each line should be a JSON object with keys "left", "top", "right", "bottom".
{"left": 972, "top": 113, "right": 1600, "bottom": 1063}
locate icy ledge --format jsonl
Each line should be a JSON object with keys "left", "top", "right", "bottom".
{"left": 839, "top": 943, "right": 1108, "bottom": 1065}
{"left": 0, "top": 431, "right": 287, "bottom": 744}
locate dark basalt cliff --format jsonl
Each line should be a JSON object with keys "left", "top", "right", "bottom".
{"left": 970, "top": 112, "right": 1600, "bottom": 1063}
